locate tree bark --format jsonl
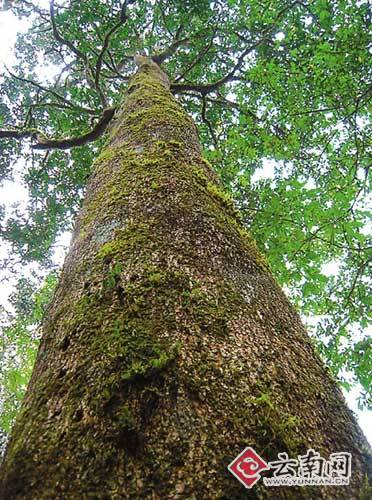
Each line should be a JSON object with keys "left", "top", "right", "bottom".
{"left": 0, "top": 59, "right": 370, "bottom": 499}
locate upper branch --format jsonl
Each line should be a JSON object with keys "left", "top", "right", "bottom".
{"left": 200, "top": 95, "right": 218, "bottom": 148}
{"left": 50, "top": 0, "right": 88, "bottom": 63}
{"left": 152, "top": 25, "right": 189, "bottom": 65}
{"left": 6, "top": 68, "right": 97, "bottom": 115}
{"left": 171, "top": 35, "right": 268, "bottom": 94}
{"left": 50, "top": 0, "right": 110, "bottom": 107}
{"left": 94, "top": 0, "right": 130, "bottom": 89}
{"left": 174, "top": 30, "right": 216, "bottom": 83}
{"left": 171, "top": 1, "right": 299, "bottom": 95}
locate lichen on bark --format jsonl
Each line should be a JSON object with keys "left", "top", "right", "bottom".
{"left": 0, "top": 58, "right": 370, "bottom": 499}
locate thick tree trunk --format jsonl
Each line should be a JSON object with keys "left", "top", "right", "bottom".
{"left": 0, "top": 59, "right": 370, "bottom": 499}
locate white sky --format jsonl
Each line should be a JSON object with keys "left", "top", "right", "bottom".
{"left": 0, "top": 6, "right": 370, "bottom": 447}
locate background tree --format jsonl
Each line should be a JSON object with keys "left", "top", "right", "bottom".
{"left": 0, "top": 0, "right": 370, "bottom": 496}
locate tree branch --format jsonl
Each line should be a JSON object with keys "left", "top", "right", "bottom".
{"left": 171, "top": 1, "right": 299, "bottom": 95}
{"left": 6, "top": 68, "right": 97, "bottom": 115}
{"left": 0, "top": 128, "right": 44, "bottom": 141}
{"left": 171, "top": 36, "right": 266, "bottom": 94}
{"left": 50, "top": 0, "right": 88, "bottom": 62}
{"left": 50, "top": 0, "right": 110, "bottom": 107}
{"left": 200, "top": 95, "right": 218, "bottom": 148}
{"left": 33, "top": 107, "right": 116, "bottom": 150}
{"left": 174, "top": 32, "right": 216, "bottom": 83}
{"left": 94, "top": 0, "right": 130, "bottom": 90}
{"left": 0, "top": 108, "right": 116, "bottom": 150}
{"left": 100, "top": 48, "right": 130, "bottom": 80}
{"left": 152, "top": 36, "right": 189, "bottom": 65}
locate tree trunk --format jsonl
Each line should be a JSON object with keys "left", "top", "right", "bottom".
{"left": 0, "top": 59, "right": 370, "bottom": 499}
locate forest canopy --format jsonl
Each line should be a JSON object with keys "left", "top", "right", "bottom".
{"left": 0, "top": 0, "right": 371, "bottom": 442}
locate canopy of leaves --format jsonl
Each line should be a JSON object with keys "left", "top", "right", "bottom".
{"left": 0, "top": 0, "right": 370, "bottom": 435}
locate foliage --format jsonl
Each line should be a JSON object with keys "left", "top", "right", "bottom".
{"left": 0, "top": 0, "right": 370, "bottom": 437}
{"left": 0, "top": 272, "right": 58, "bottom": 450}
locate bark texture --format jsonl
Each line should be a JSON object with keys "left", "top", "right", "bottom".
{"left": 0, "top": 59, "right": 370, "bottom": 499}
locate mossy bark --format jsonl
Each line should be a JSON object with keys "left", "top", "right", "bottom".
{"left": 0, "top": 59, "right": 370, "bottom": 499}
